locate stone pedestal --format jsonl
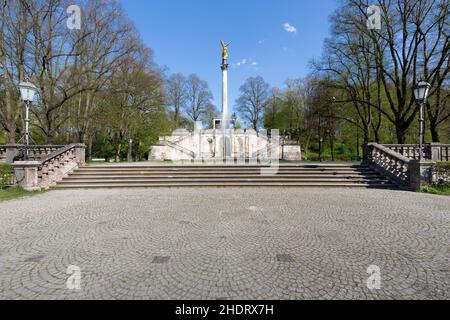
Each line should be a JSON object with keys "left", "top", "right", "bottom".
{"left": 73, "top": 144, "right": 86, "bottom": 165}
{"left": 282, "top": 144, "right": 302, "bottom": 161}
{"left": 408, "top": 160, "right": 434, "bottom": 191}
{"left": 11, "top": 161, "right": 41, "bottom": 190}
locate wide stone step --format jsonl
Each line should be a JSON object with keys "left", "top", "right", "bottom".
{"left": 63, "top": 174, "right": 384, "bottom": 180}
{"left": 54, "top": 163, "right": 397, "bottom": 189}
{"left": 56, "top": 182, "right": 396, "bottom": 189}
{"left": 67, "top": 170, "right": 384, "bottom": 177}
{"left": 58, "top": 178, "right": 392, "bottom": 184}
{"left": 62, "top": 175, "right": 387, "bottom": 181}
{"left": 80, "top": 164, "right": 369, "bottom": 170}
{"left": 74, "top": 169, "right": 374, "bottom": 175}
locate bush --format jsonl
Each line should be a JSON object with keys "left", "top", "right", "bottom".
{"left": 0, "top": 163, "right": 14, "bottom": 188}
{"left": 432, "top": 161, "right": 450, "bottom": 184}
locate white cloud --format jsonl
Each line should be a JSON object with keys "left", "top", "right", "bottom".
{"left": 233, "top": 59, "right": 259, "bottom": 70}
{"left": 283, "top": 22, "right": 297, "bottom": 33}
{"left": 235, "top": 59, "right": 247, "bottom": 67}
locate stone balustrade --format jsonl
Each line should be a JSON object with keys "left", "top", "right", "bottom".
{"left": 11, "top": 144, "right": 85, "bottom": 190}
{"left": 383, "top": 143, "right": 450, "bottom": 161}
{"left": 363, "top": 143, "right": 444, "bottom": 191}
{"left": 428, "top": 144, "right": 450, "bottom": 161}
{"left": 0, "top": 146, "right": 6, "bottom": 162}
{"left": 0, "top": 144, "right": 65, "bottom": 163}
{"left": 364, "top": 143, "right": 412, "bottom": 187}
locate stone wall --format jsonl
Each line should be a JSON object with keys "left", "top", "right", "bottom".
{"left": 149, "top": 129, "right": 301, "bottom": 161}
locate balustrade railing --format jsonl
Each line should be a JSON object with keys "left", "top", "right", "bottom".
{"left": 28, "top": 145, "right": 65, "bottom": 160}
{"left": 383, "top": 144, "right": 424, "bottom": 160}
{"left": 38, "top": 144, "right": 82, "bottom": 188}
{"left": 430, "top": 144, "right": 450, "bottom": 161}
{"left": 364, "top": 143, "right": 450, "bottom": 190}
{"left": 383, "top": 143, "right": 450, "bottom": 161}
{"left": 11, "top": 144, "right": 85, "bottom": 189}
{"left": 364, "top": 143, "right": 412, "bottom": 187}
{"left": 0, "top": 146, "right": 6, "bottom": 162}
{"left": 0, "top": 144, "right": 65, "bottom": 163}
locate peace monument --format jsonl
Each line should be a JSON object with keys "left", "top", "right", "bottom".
{"left": 148, "top": 42, "right": 301, "bottom": 161}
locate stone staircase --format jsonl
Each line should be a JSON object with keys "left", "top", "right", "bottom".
{"left": 55, "top": 163, "right": 397, "bottom": 189}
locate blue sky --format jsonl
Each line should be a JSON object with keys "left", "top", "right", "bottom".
{"left": 118, "top": 0, "right": 339, "bottom": 112}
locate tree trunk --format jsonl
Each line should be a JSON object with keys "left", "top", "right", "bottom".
{"left": 430, "top": 124, "right": 440, "bottom": 143}
{"left": 396, "top": 126, "right": 406, "bottom": 144}
{"left": 115, "top": 143, "right": 122, "bottom": 162}
{"left": 330, "top": 136, "right": 335, "bottom": 162}
{"left": 6, "top": 122, "right": 17, "bottom": 144}
{"left": 87, "top": 136, "right": 93, "bottom": 162}
{"left": 127, "top": 140, "right": 133, "bottom": 162}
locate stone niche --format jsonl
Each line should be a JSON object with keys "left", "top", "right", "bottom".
{"left": 149, "top": 129, "right": 301, "bottom": 161}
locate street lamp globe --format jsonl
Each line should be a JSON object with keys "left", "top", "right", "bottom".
{"left": 413, "top": 80, "right": 431, "bottom": 104}
{"left": 18, "top": 80, "right": 37, "bottom": 103}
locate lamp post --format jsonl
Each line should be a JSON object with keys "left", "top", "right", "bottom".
{"left": 18, "top": 79, "right": 38, "bottom": 160}
{"left": 413, "top": 80, "right": 431, "bottom": 161}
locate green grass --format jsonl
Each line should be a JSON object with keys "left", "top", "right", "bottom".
{"left": 0, "top": 187, "right": 42, "bottom": 202}
{"left": 420, "top": 184, "right": 450, "bottom": 196}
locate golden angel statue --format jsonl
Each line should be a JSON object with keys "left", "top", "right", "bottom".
{"left": 221, "top": 40, "right": 230, "bottom": 60}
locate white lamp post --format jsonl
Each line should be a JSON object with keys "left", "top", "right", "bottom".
{"left": 18, "top": 79, "right": 38, "bottom": 160}
{"left": 413, "top": 80, "right": 431, "bottom": 161}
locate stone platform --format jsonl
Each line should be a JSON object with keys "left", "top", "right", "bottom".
{"left": 0, "top": 188, "right": 448, "bottom": 299}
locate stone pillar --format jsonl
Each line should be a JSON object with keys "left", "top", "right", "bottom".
{"left": 429, "top": 143, "right": 442, "bottom": 161}
{"left": 73, "top": 144, "right": 86, "bottom": 165}
{"left": 11, "top": 161, "right": 41, "bottom": 190}
{"left": 408, "top": 160, "right": 435, "bottom": 191}
{"left": 221, "top": 63, "right": 228, "bottom": 129}
{"left": 5, "top": 144, "right": 23, "bottom": 163}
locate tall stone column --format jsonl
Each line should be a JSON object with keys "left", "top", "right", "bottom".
{"left": 221, "top": 62, "right": 228, "bottom": 130}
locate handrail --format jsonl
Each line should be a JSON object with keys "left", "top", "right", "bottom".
{"left": 367, "top": 143, "right": 411, "bottom": 163}
{"left": 0, "top": 144, "right": 65, "bottom": 148}
{"left": 40, "top": 144, "right": 80, "bottom": 166}
{"left": 164, "top": 140, "right": 195, "bottom": 158}
{"left": 383, "top": 143, "right": 450, "bottom": 161}
{"left": 364, "top": 143, "right": 412, "bottom": 187}
{"left": 10, "top": 143, "right": 85, "bottom": 189}
{"left": 0, "top": 144, "right": 66, "bottom": 162}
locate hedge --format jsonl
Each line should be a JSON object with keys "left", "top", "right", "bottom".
{"left": 0, "top": 163, "right": 14, "bottom": 188}
{"left": 432, "top": 161, "right": 450, "bottom": 185}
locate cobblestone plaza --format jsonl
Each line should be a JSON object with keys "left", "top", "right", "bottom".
{"left": 0, "top": 188, "right": 448, "bottom": 299}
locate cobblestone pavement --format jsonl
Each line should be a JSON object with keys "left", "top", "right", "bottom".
{"left": 0, "top": 188, "right": 449, "bottom": 300}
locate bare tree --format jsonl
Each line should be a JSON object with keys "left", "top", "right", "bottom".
{"left": 165, "top": 73, "right": 187, "bottom": 126}
{"left": 235, "top": 76, "right": 270, "bottom": 130}
{"left": 316, "top": 0, "right": 450, "bottom": 143}
{"left": 201, "top": 102, "right": 219, "bottom": 129}
{"left": 0, "top": 0, "right": 32, "bottom": 143}
{"left": 184, "top": 74, "right": 213, "bottom": 122}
